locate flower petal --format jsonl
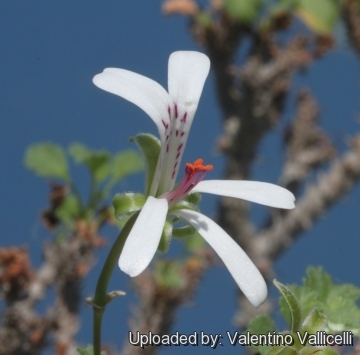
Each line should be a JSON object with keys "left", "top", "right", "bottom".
{"left": 175, "top": 209, "right": 267, "bottom": 307}
{"left": 155, "top": 52, "right": 210, "bottom": 194}
{"left": 93, "top": 68, "right": 171, "bottom": 139}
{"left": 119, "top": 197, "right": 168, "bottom": 277}
{"left": 193, "top": 180, "right": 295, "bottom": 209}
{"left": 168, "top": 51, "right": 210, "bottom": 116}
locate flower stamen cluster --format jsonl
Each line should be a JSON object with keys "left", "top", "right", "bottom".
{"left": 162, "top": 158, "right": 213, "bottom": 206}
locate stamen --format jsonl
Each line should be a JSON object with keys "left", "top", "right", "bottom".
{"left": 161, "top": 158, "right": 213, "bottom": 206}
{"left": 185, "top": 159, "right": 213, "bottom": 177}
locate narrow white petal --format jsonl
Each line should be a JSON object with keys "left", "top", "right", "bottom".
{"left": 193, "top": 180, "right": 295, "bottom": 209}
{"left": 175, "top": 209, "right": 267, "bottom": 307}
{"left": 168, "top": 51, "right": 210, "bottom": 114}
{"left": 93, "top": 68, "right": 171, "bottom": 138}
{"left": 119, "top": 197, "right": 168, "bottom": 277}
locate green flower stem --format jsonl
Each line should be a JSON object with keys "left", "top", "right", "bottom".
{"left": 92, "top": 212, "right": 139, "bottom": 355}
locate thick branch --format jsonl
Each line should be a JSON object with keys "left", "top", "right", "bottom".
{"left": 0, "top": 235, "right": 96, "bottom": 355}
{"left": 252, "top": 135, "right": 360, "bottom": 267}
{"left": 342, "top": 0, "right": 360, "bottom": 56}
{"left": 121, "top": 255, "right": 210, "bottom": 355}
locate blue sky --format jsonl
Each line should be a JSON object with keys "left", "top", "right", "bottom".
{"left": 1, "top": 2, "right": 359, "bottom": 354}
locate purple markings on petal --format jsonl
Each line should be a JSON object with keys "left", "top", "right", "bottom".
{"left": 176, "top": 152, "right": 180, "bottom": 160}
{"left": 181, "top": 132, "right": 185, "bottom": 137}
{"left": 172, "top": 171, "right": 175, "bottom": 179}
{"left": 166, "top": 144, "right": 169, "bottom": 152}
{"left": 176, "top": 130, "right": 179, "bottom": 137}
{"left": 174, "top": 103, "right": 178, "bottom": 119}
{"left": 166, "top": 135, "right": 169, "bottom": 141}
{"left": 181, "top": 112, "right": 187, "bottom": 123}
{"left": 177, "top": 143, "right": 183, "bottom": 152}
{"left": 162, "top": 120, "right": 169, "bottom": 130}
{"left": 167, "top": 106, "right": 171, "bottom": 118}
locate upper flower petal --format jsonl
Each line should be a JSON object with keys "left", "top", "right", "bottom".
{"left": 192, "top": 180, "right": 295, "bottom": 209}
{"left": 175, "top": 209, "right": 267, "bottom": 307}
{"left": 93, "top": 68, "right": 171, "bottom": 139}
{"left": 168, "top": 51, "right": 210, "bottom": 115}
{"left": 155, "top": 52, "right": 210, "bottom": 194}
{"left": 119, "top": 197, "right": 168, "bottom": 277}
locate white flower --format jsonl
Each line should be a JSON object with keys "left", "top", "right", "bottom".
{"left": 93, "top": 51, "right": 295, "bottom": 307}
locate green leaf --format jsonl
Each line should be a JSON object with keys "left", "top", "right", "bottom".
{"left": 69, "top": 143, "right": 110, "bottom": 183}
{"left": 281, "top": 266, "right": 360, "bottom": 336}
{"left": 280, "top": 0, "right": 300, "bottom": 8}
{"left": 268, "top": 346, "right": 298, "bottom": 355}
{"left": 112, "top": 192, "right": 146, "bottom": 220}
{"left": 56, "top": 194, "right": 82, "bottom": 227}
{"left": 224, "top": 0, "right": 263, "bottom": 23}
{"left": 130, "top": 133, "right": 161, "bottom": 196}
{"left": 248, "top": 314, "right": 276, "bottom": 334}
{"left": 247, "top": 314, "right": 276, "bottom": 355}
{"left": 301, "top": 308, "right": 327, "bottom": 334}
{"left": 185, "top": 231, "right": 206, "bottom": 252}
{"left": 303, "top": 266, "right": 332, "bottom": 300}
{"left": 87, "top": 153, "right": 110, "bottom": 183}
{"left": 196, "top": 12, "right": 213, "bottom": 28}
{"left": 154, "top": 260, "right": 184, "bottom": 289}
{"left": 68, "top": 142, "right": 91, "bottom": 163}
{"left": 300, "top": 347, "right": 338, "bottom": 355}
{"left": 295, "top": 0, "right": 340, "bottom": 34}
{"left": 111, "top": 149, "right": 144, "bottom": 182}
{"left": 314, "top": 349, "right": 338, "bottom": 355}
{"left": 275, "top": 279, "right": 302, "bottom": 332}
{"left": 24, "top": 142, "right": 69, "bottom": 180}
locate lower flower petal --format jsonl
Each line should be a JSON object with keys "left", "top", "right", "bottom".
{"left": 119, "top": 197, "right": 168, "bottom": 277}
{"left": 175, "top": 209, "right": 267, "bottom": 307}
{"left": 193, "top": 180, "right": 295, "bottom": 209}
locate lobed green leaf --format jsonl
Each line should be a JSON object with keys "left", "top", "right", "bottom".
{"left": 224, "top": 0, "right": 263, "bottom": 23}
{"left": 247, "top": 314, "right": 276, "bottom": 355}
{"left": 280, "top": 266, "right": 360, "bottom": 336}
{"left": 111, "top": 149, "right": 144, "bottom": 182}
{"left": 294, "top": 0, "right": 339, "bottom": 34}
{"left": 301, "top": 308, "right": 327, "bottom": 334}
{"left": 24, "top": 142, "right": 69, "bottom": 180}
{"left": 69, "top": 143, "right": 110, "bottom": 183}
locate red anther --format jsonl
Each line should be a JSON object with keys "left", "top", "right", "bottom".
{"left": 185, "top": 159, "right": 213, "bottom": 177}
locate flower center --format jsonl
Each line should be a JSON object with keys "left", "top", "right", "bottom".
{"left": 161, "top": 158, "right": 213, "bottom": 205}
